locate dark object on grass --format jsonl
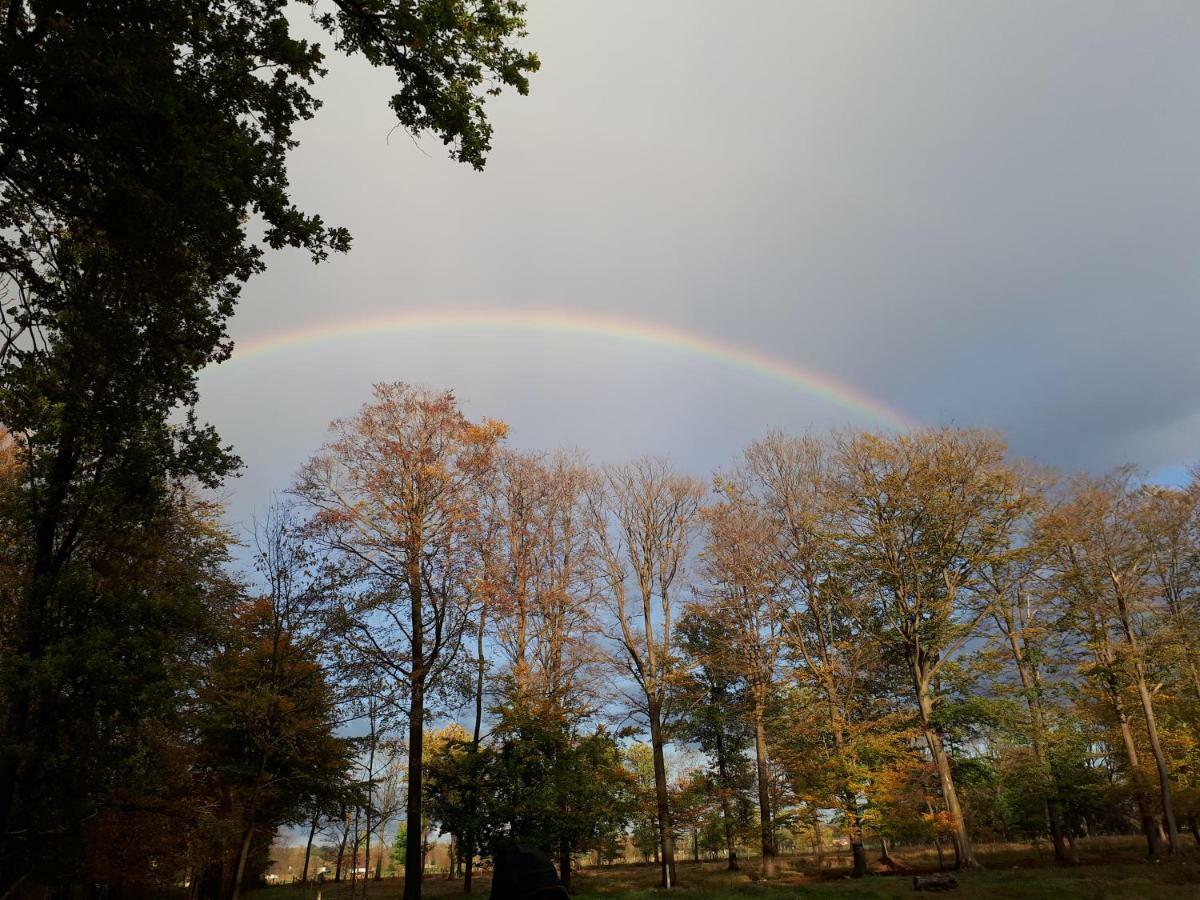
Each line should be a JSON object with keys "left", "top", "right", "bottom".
{"left": 489, "top": 840, "right": 570, "bottom": 900}
{"left": 913, "top": 873, "right": 958, "bottom": 891}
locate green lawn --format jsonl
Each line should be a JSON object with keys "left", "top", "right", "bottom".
{"left": 250, "top": 838, "right": 1200, "bottom": 900}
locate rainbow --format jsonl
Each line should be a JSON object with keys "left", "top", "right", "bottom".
{"left": 227, "top": 309, "right": 915, "bottom": 430}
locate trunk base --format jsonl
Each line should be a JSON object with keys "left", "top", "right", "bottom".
{"left": 851, "top": 842, "right": 869, "bottom": 878}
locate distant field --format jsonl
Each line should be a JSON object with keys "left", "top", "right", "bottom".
{"left": 249, "top": 837, "right": 1200, "bottom": 900}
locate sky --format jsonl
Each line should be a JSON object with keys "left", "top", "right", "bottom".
{"left": 197, "top": 0, "right": 1200, "bottom": 536}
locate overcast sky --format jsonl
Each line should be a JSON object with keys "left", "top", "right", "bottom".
{"left": 197, "top": 0, "right": 1200, "bottom": 534}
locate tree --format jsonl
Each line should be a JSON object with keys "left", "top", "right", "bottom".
{"left": 192, "top": 596, "right": 357, "bottom": 899}
{"left": 530, "top": 713, "right": 636, "bottom": 887}
{"left": 0, "top": 434, "right": 245, "bottom": 889}
{"left": 0, "top": 3, "right": 537, "bottom": 889}
{"left": 830, "top": 429, "right": 1031, "bottom": 868}
{"left": 587, "top": 459, "right": 703, "bottom": 887}
{"left": 978, "top": 544, "right": 1077, "bottom": 862}
{"left": 1041, "top": 470, "right": 1183, "bottom": 856}
{"left": 351, "top": 689, "right": 409, "bottom": 897}
{"left": 677, "top": 613, "right": 755, "bottom": 871}
{"left": 736, "top": 433, "right": 898, "bottom": 878}
{"left": 188, "top": 504, "right": 357, "bottom": 899}
{"left": 695, "top": 491, "right": 785, "bottom": 876}
{"left": 427, "top": 700, "right": 631, "bottom": 892}
{"left": 1140, "top": 477, "right": 1200, "bottom": 845}
{"left": 624, "top": 742, "right": 662, "bottom": 863}
{"left": 390, "top": 822, "right": 409, "bottom": 876}
{"left": 483, "top": 449, "right": 600, "bottom": 710}
{"left": 295, "top": 383, "right": 506, "bottom": 900}
{"left": 485, "top": 451, "right": 555, "bottom": 691}
{"left": 671, "top": 767, "right": 719, "bottom": 863}
{"left": 1139, "top": 481, "right": 1200, "bottom": 710}
{"left": 425, "top": 724, "right": 490, "bottom": 883}
{"left": 475, "top": 449, "right": 602, "bottom": 887}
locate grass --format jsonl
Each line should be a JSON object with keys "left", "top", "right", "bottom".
{"left": 249, "top": 837, "right": 1200, "bottom": 900}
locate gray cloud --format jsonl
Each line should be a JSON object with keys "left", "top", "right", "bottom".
{"left": 198, "top": 0, "right": 1200, "bottom": 529}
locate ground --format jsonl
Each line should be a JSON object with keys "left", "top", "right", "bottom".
{"left": 249, "top": 838, "right": 1200, "bottom": 900}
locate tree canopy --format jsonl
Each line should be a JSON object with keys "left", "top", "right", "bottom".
{"left": 0, "top": 3, "right": 537, "bottom": 892}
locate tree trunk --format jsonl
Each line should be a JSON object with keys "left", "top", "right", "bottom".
{"left": 1129, "top": 657, "right": 1181, "bottom": 855}
{"left": 1044, "top": 798, "right": 1068, "bottom": 863}
{"left": 751, "top": 703, "right": 776, "bottom": 878}
{"left": 824, "top": 683, "right": 867, "bottom": 878}
{"left": 1099, "top": 646, "right": 1163, "bottom": 857}
{"left": 230, "top": 811, "right": 258, "bottom": 900}
{"left": 463, "top": 841, "right": 475, "bottom": 894}
{"left": 302, "top": 816, "right": 319, "bottom": 891}
{"left": 465, "top": 607, "right": 486, "bottom": 894}
{"left": 879, "top": 836, "right": 897, "bottom": 871}
{"left": 648, "top": 706, "right": 678, "bottom": 888}
{"left": 1118, "top": 719, "right": 1161, "bottom": 856}
{"left": 1002, "top": 626, "right": 1068, "bottom": 863}
{"left": 336, "top": 819, "right": 349, "bottom": 881}
{"left": 915, "top": 675, "right": 976, "bottom": 868}
{"left": 404, "top": 677, "right": 426, "bottom": 900}
{"left": 559, "top": 837, "right": 572, "bottom": 894}
{"left": 351, "top": 806, "right": 360, "bottom": 891}
{"left": 405, "top": 545, "right": 427, "bottom": 900}
{"left": 1111, "top": 591, "right": 1182, "bottom": 856}
{"left": 231, "top": 749, "right": 271, "bottom": 900}
{"left": 365, "top": 703, "right": 376, "bottom": 900}
{"left": 844, "top": 797, "right": 868, "bottom": 878}
{"left": 724, "top": 817, "right": 739, "bottom": 870}
{"left": 715, "top": 734, "right": 739, "bottom": 871}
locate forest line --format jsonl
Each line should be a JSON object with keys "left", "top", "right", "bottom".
{"left": 227, "top": 381, "right": 1199, "bottom": 894}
